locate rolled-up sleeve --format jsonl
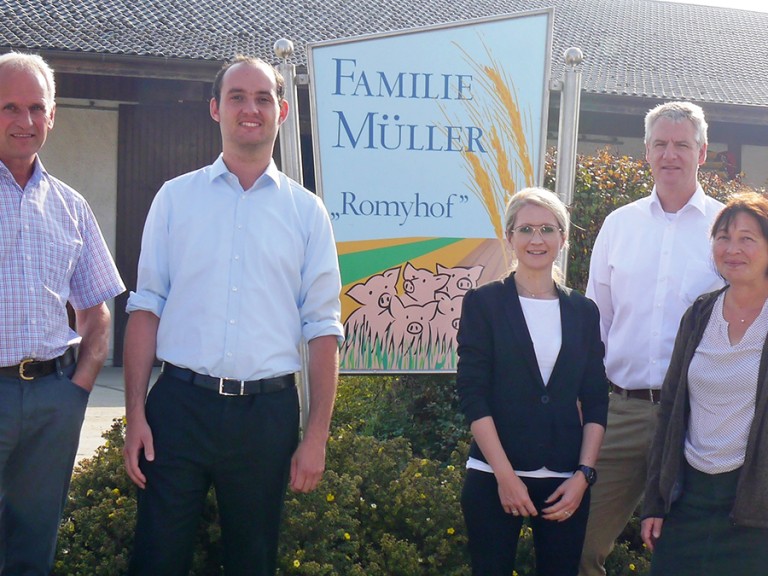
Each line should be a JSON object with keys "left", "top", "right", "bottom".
{"left": 298, "top": 198, "right": 344, "bottom": 343}
{"left": 125, "top": 185, "right": 170, "bottom": 318}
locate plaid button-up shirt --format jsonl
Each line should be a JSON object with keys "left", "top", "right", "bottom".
{"left": 0, "top": 158, "right": 124, "bottom": 365}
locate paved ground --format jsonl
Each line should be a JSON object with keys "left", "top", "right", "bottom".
{"left": 76, "top": 366, "right": 159, "bottom": 463}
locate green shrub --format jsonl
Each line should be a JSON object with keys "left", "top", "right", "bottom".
{"left": 333, "top": 373, "right": 469, "bottom": 463}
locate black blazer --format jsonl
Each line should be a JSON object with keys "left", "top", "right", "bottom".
{"left": 456, "top": 273, "right": 608, "bottom": 473}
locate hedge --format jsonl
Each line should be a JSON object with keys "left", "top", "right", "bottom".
{"left": 56, "top": 150, "right": 755, "bottom": 574}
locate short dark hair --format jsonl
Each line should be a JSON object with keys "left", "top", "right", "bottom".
{"left": 211, "top": 56, "right": 285, "bottom": 104}
{"left": 711, "top": 192, "right": 768, "bottom": 244}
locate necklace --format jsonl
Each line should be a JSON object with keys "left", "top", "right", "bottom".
{"left": 724, "top": 295, "right": 764, "bottom": 325}
{"left": 515, "top": 278, "right": 556, "bottom": 299}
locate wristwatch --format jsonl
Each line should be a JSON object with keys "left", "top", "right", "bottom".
{"left": 577, "top": 465, "right": 597, "bottom": 486}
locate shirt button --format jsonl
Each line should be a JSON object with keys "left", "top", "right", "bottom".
{"left": 541, "top": 395, "right": 550, "bottom": 404}
{"left": 232, "top": 287, "right": 238, "bottom": 292}
{"left": 229, "top": 319, "right": 236, "bottom": 325}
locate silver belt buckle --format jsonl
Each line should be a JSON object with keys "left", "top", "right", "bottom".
{"left": 218, "top": 378, "right": 245, "bottom": 396}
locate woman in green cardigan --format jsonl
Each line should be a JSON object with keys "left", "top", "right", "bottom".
{"left": 642, "top": 192, "right": 768, "bottom": 575}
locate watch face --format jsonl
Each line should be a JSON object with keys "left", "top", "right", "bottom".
{"left": 580, "top": 466, "right": 597, "bottom": 485}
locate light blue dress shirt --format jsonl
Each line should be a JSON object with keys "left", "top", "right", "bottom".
{"left": 127, "top": 156, "right": 343, "bottom": 381}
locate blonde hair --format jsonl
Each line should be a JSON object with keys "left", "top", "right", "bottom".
{"left": 0, "top": 52, "right": 56, "bottom": 110}
{"left": 503, "top": 187, "right": 569, "bottom": 282}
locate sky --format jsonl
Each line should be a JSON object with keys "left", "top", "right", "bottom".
{"left": 657, "top": 0, "right": 768, "bottom": 12}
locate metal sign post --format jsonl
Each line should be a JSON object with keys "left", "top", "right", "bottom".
{"left": 275, "top": 38, "right": 311, "bottom": 433}
{"left": 553, "top": 47, "right": 583, "bottom": 280}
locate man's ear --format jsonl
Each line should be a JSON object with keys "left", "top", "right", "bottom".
{"left": 278, "top": 99, "right": 289, "bottom": 125}
{"left": 698, "top": 142, "right": 708, "bottom": 166}
{"left": 210, "top": 97, "right": 220, "bottom": 123}
{"left": 47, "top": 103, "right": 56, "bottom": 129}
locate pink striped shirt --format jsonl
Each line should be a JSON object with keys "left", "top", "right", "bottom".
{"left": 0, "top": 158, "right": 124, "bottom": 365}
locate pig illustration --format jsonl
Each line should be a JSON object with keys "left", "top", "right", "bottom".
{"left": 435, "top": 263, "right": 483, "bottom": 298}
{"left": 344, "top": 267, "right": 400, "bottom": 343}
{"left": 402, "top": 262, "right": 448, "bottom": 304}
{"left": 430, "top": 292, "right": 463, "bottom": 349}
{"left": 387, "top": 296, "right": 439, "bottom": 351}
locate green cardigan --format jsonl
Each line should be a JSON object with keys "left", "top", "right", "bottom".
{"left": 643, "top": 287, "right": 768, "bottom": 528}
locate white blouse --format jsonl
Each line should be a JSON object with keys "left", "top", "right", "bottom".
{"left": 685, "top": 292, "right": 768, "bottom": 474}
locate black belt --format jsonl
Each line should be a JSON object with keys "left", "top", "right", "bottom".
{"left": 162, "top": 363, "right": 295, "bottom": 396}
{"left": 610, "top": 382, "right": 661, "bottom": 404}
{"left": 0, "top": 348, "right": 76, "bottom": 381}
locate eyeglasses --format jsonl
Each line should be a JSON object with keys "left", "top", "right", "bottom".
{"left": 511, "top": 224, "right": 562, "bottom": 237}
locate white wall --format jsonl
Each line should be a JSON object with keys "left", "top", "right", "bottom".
{"left": 38, "top": 100, "right": 121, "bottom": 363}
{"left": 741, "top": 145, "right": 768, "bottom": 189}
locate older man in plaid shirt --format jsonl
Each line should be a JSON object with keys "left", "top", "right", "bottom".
{"left": 0, "top": 52, "right": 124, "bottom": 575}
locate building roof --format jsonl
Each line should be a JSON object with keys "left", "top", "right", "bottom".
{"left": 2, "top": 0, "right": 767, "bottom": 108}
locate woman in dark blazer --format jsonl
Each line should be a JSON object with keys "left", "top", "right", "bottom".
{"left": 457, "top": 187, "right": 609, "bottom": 576}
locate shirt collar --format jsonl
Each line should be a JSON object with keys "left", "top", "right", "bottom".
{"left": 649, "top": 183, "right": 707, "bottom": 217}
{"left": 209, "top": 154, "right": 281, "bottom": 191}
{"left": 0, "top": 156, "right": 44, "bottom": 191}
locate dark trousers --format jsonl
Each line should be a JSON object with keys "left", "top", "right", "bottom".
{"left": 462, "top": 469, "right": 590, "bottom": 576}
{"left": 129, "top": 371, "right": 300, "bottom": 576}
{"left": 0, "top": 363, "right": 87, "bottom": 576}
{"left": 650, "top": 463, "right": 768, "bottom": 576}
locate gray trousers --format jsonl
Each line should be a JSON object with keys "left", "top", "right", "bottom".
{"left": 0, "top": 362, "right": 87, "bottom": 576}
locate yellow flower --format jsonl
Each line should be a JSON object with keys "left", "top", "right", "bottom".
{"left": 326, "top": 493, "right": 335, "bottom": 502}
{"left": 344, "top": 532, "right": 351, "bottom": 540}
{"left": 414, "top": 472, "right": 422, "bottom": 478}
{"left": 447, "top": 527, "right": 455, "bottom": 535}
{"left": 447, "top": 465, "right": 455, "bottom": 471}
{"left": 111, "top": 488, "right": 120, "bottom": 496}
{"left": 293, "top": 559, "right": 301, "bottom": 568}
{"left": 629, "top": 564, "right": 636, "bottom": 571}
